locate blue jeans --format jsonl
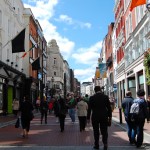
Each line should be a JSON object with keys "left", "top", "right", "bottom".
{"left": 68, "top": 108, "right": 75, "bottom": 122}
{"left": 126, "top": 120, "right": 136, "bottom": 143}
{"left": 136, "top": 120, "right": 145, "bottom": 146}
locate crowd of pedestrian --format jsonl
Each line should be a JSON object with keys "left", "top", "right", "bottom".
{"left": 122, "top": 89, "right": 150, "bottom": 149}
{"left": 11, "top": 86, "right": 150, "bottom": 150}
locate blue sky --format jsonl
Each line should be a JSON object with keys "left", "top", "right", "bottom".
{"left": 22, "top": 0, "right": 114, "bottom": 83}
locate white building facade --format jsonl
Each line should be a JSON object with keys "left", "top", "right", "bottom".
{"left": 47, "top": 39, "right": 64, "bottom": 96}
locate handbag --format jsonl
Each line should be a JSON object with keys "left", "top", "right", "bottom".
{"left": 107, "top": 118, "right": 111, "bottom": 127}
{"left": 15, "top": 117, "right": 20, "bottom": 128}
{"left": 30, "top": 112, "right": 34, "bottom": 121}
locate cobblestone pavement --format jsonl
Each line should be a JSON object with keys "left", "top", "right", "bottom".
{"left": 0, "top": 109, "right": 149, "bottom": 150}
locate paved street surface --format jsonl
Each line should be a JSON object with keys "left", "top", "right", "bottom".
{"left": 0, "top": 109, "right": 150, "bottom": 150}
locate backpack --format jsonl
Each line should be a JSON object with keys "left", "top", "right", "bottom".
{"left": 129, "top": 99, "right": 143, "bottom": 122}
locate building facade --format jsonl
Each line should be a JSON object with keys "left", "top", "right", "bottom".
{"left": 47, "top": 39, "right": 64, "bottom": 97}
{"left": 0, "top": 0, "right": 26, "bottom": 114}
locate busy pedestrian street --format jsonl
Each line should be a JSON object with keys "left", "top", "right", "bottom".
{"left": 0, "top": 109, "right": 150, "bottom": 150}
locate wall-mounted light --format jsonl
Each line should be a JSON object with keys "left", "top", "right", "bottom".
{"left": 147, "top": 0, "right": 150, "bottom": 12}
{"left": 15, "top": 64, "right": 18, "bottom": 67}
{"left": 6, "top": 59, "right": 9, "bottom": 62}
{"left": 21, "top": 68, "right": 24, "bottom": 72}
{"left": 11, "top": 62, "right": 13, "bottom": 67}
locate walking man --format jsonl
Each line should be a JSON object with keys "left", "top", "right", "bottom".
{"left": 40, "top": 96, "right": 48, "bottom": 124}
{"left": 87, "top": 86, "right": 112, "bottom": 150}
{"left": 122, "top": 91, "right": 136, "bottom": 144}
{"left": 132, "top": 89, "right": 149, "bottom": 148}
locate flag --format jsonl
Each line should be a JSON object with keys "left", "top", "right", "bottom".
{"left": 21, "top": 52, "right": 27, "bottom": 58}
{"left": 32, "top": 57, "right": 40, "bottom": 70}
{"left": 99, "top": 63, "right": 107, "bottom": 78}
{"left": 130, "top": 0, "right": 146, "bottom": 11}
{"left": 95, "top": 67, "right": 100, "bottom": 79}
{"left": 12, "top": 29, "right": 25, "bottom": 53}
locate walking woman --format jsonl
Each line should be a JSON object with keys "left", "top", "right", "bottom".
{"left": 77, "top": 96, "right": 88, "bottom": 132}
{"left": 58, "top": 97, "right": 68, "bottom": 132}
{"left": 20, "top": 95, "right": 34, "bottom": 138}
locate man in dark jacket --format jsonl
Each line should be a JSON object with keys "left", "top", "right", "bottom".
{"left": 40, "top": 96, "right": 48, "bottom": 124}
{"left": 122, "top": 91, "right": 136, "bottom": 144}
{"left": 87, "top": 86, "right": 112, "bottom": 150}
{"left": 133, "top": 89, "right": 149, "bottom": 148}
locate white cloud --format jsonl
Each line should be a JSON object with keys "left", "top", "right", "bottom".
{"left": 81, "top": 23, "right": 91, "bottom": 29}
{"left": 23, "top": 0, "right": 100, "bottom": 83}
{"left": 72, "top": 41, "right": 102, "bottom": 65}
{"left": 73, "top": 41, "right": 102, "bottom": 82}
{"left": 74, "top": 63, "right": 97, "bottom": 83}
{"left": 24, "top": 0, "right": 75, "bottom": 60}
{"left": 24, "top": 0, "right": 57, "bottom": 19}
{"left": 58, "top": 15, "right": 73, "bottom": 25}
{"left": 56, "top": 14, "right": 92, "bottom": 29}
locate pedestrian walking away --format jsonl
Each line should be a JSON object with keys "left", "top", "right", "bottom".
{"left": 122, "top": 91, "right": 136, "bottom": 144}
{"left": 57, "top": 96, "right": 68, "bottom": 132}
{"left": 67, "top": 92, "right": 77, "bottom": 124}
{"left": 53, "top": 95, "right": 60, "bottom": 122}
{"left": 87, "top": 86, "right": 112, "bottom": 150}
{"left": 84, "top": 94, "right": 89, "bottom": 104}
{"left": 77, "top": 96, "right": 88, "bottom": 132}
{"left": 130, "top": 89, "right": 149, "bottom": 148}
{"left": 36, "top": 96, "right": 41, "bottom": 112}
{"left": 40, "top": 96, "right": 48, "bottom": 124}
{"left": 19, "top": 95, "right": 34, "bottom": 138}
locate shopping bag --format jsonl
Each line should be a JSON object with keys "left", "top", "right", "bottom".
{"left": 30, "top": 112, "right": 34, "bottom": 121}
{"left": 107, "top": 118, "right": 111, "bottom": 127}
{"left": 15, "top": 117, "right": 20, "bottom": 128}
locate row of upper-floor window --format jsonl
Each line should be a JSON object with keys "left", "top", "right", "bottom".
{"left": 115, "top": 0, "right": 124, "bottom": 20}
{"left": 0, "top": 4, "right": 24, "bottom": 28}
{"left": 126, "top": 6, "right": 146, "bottom": 40}
{"left": 115, "top": 0, "right": 142, "bottom": 20}
{"left": 116, "top": 16, "right": 124, "bottom": 38}
{"left": 117, "top": 47, "right": 124, "bottom": 64}
{"left": 125, "top": 27, "right": 150, "bottom": 67}
{"left": 116, "top": 5, "right": 146, "bottom": 41}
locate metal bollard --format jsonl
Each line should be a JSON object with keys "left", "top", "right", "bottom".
{"left": 119, "top": 108, "right": 122, "bottom": 124}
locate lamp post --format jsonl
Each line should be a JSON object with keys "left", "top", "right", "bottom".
{"left": 51, "top": 76, "right": 54, "bottom": 88}
{"left": 51, "top": 76, "right": 55, "bottom": 98}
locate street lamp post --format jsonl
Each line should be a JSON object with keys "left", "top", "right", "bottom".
{"left": 51, "top": 76, "right": 54, "bottom": 88}
{"left": 51, "top": 76, "right": 55, "bottom": 98}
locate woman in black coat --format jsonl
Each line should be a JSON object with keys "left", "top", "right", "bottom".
{"left": 20, "top": 95, "right": 34, "bottom": 138}
{"left": 58, "top": 97, "right": 68, "bottom": 132}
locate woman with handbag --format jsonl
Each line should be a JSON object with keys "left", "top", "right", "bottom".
{"left": 20, "top": 95, "right": 34, "bottom": 138}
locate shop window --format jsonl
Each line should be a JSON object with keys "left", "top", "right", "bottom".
{"left": 138, "top": 74, "right": 144, "bottom": 90}
{"left": 128, "top": 78, "right": 136, "bottom": 99}
{"left": 54, "top": 58, "right": 56, "bottom": 65}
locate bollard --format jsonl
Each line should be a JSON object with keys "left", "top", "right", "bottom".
{"left": 119, "top": 108, "right": 122, "bottom": 124}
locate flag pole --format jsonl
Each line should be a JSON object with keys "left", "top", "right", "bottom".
{"left": 40, "top": 41, "right": 44, "bottom": 103}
